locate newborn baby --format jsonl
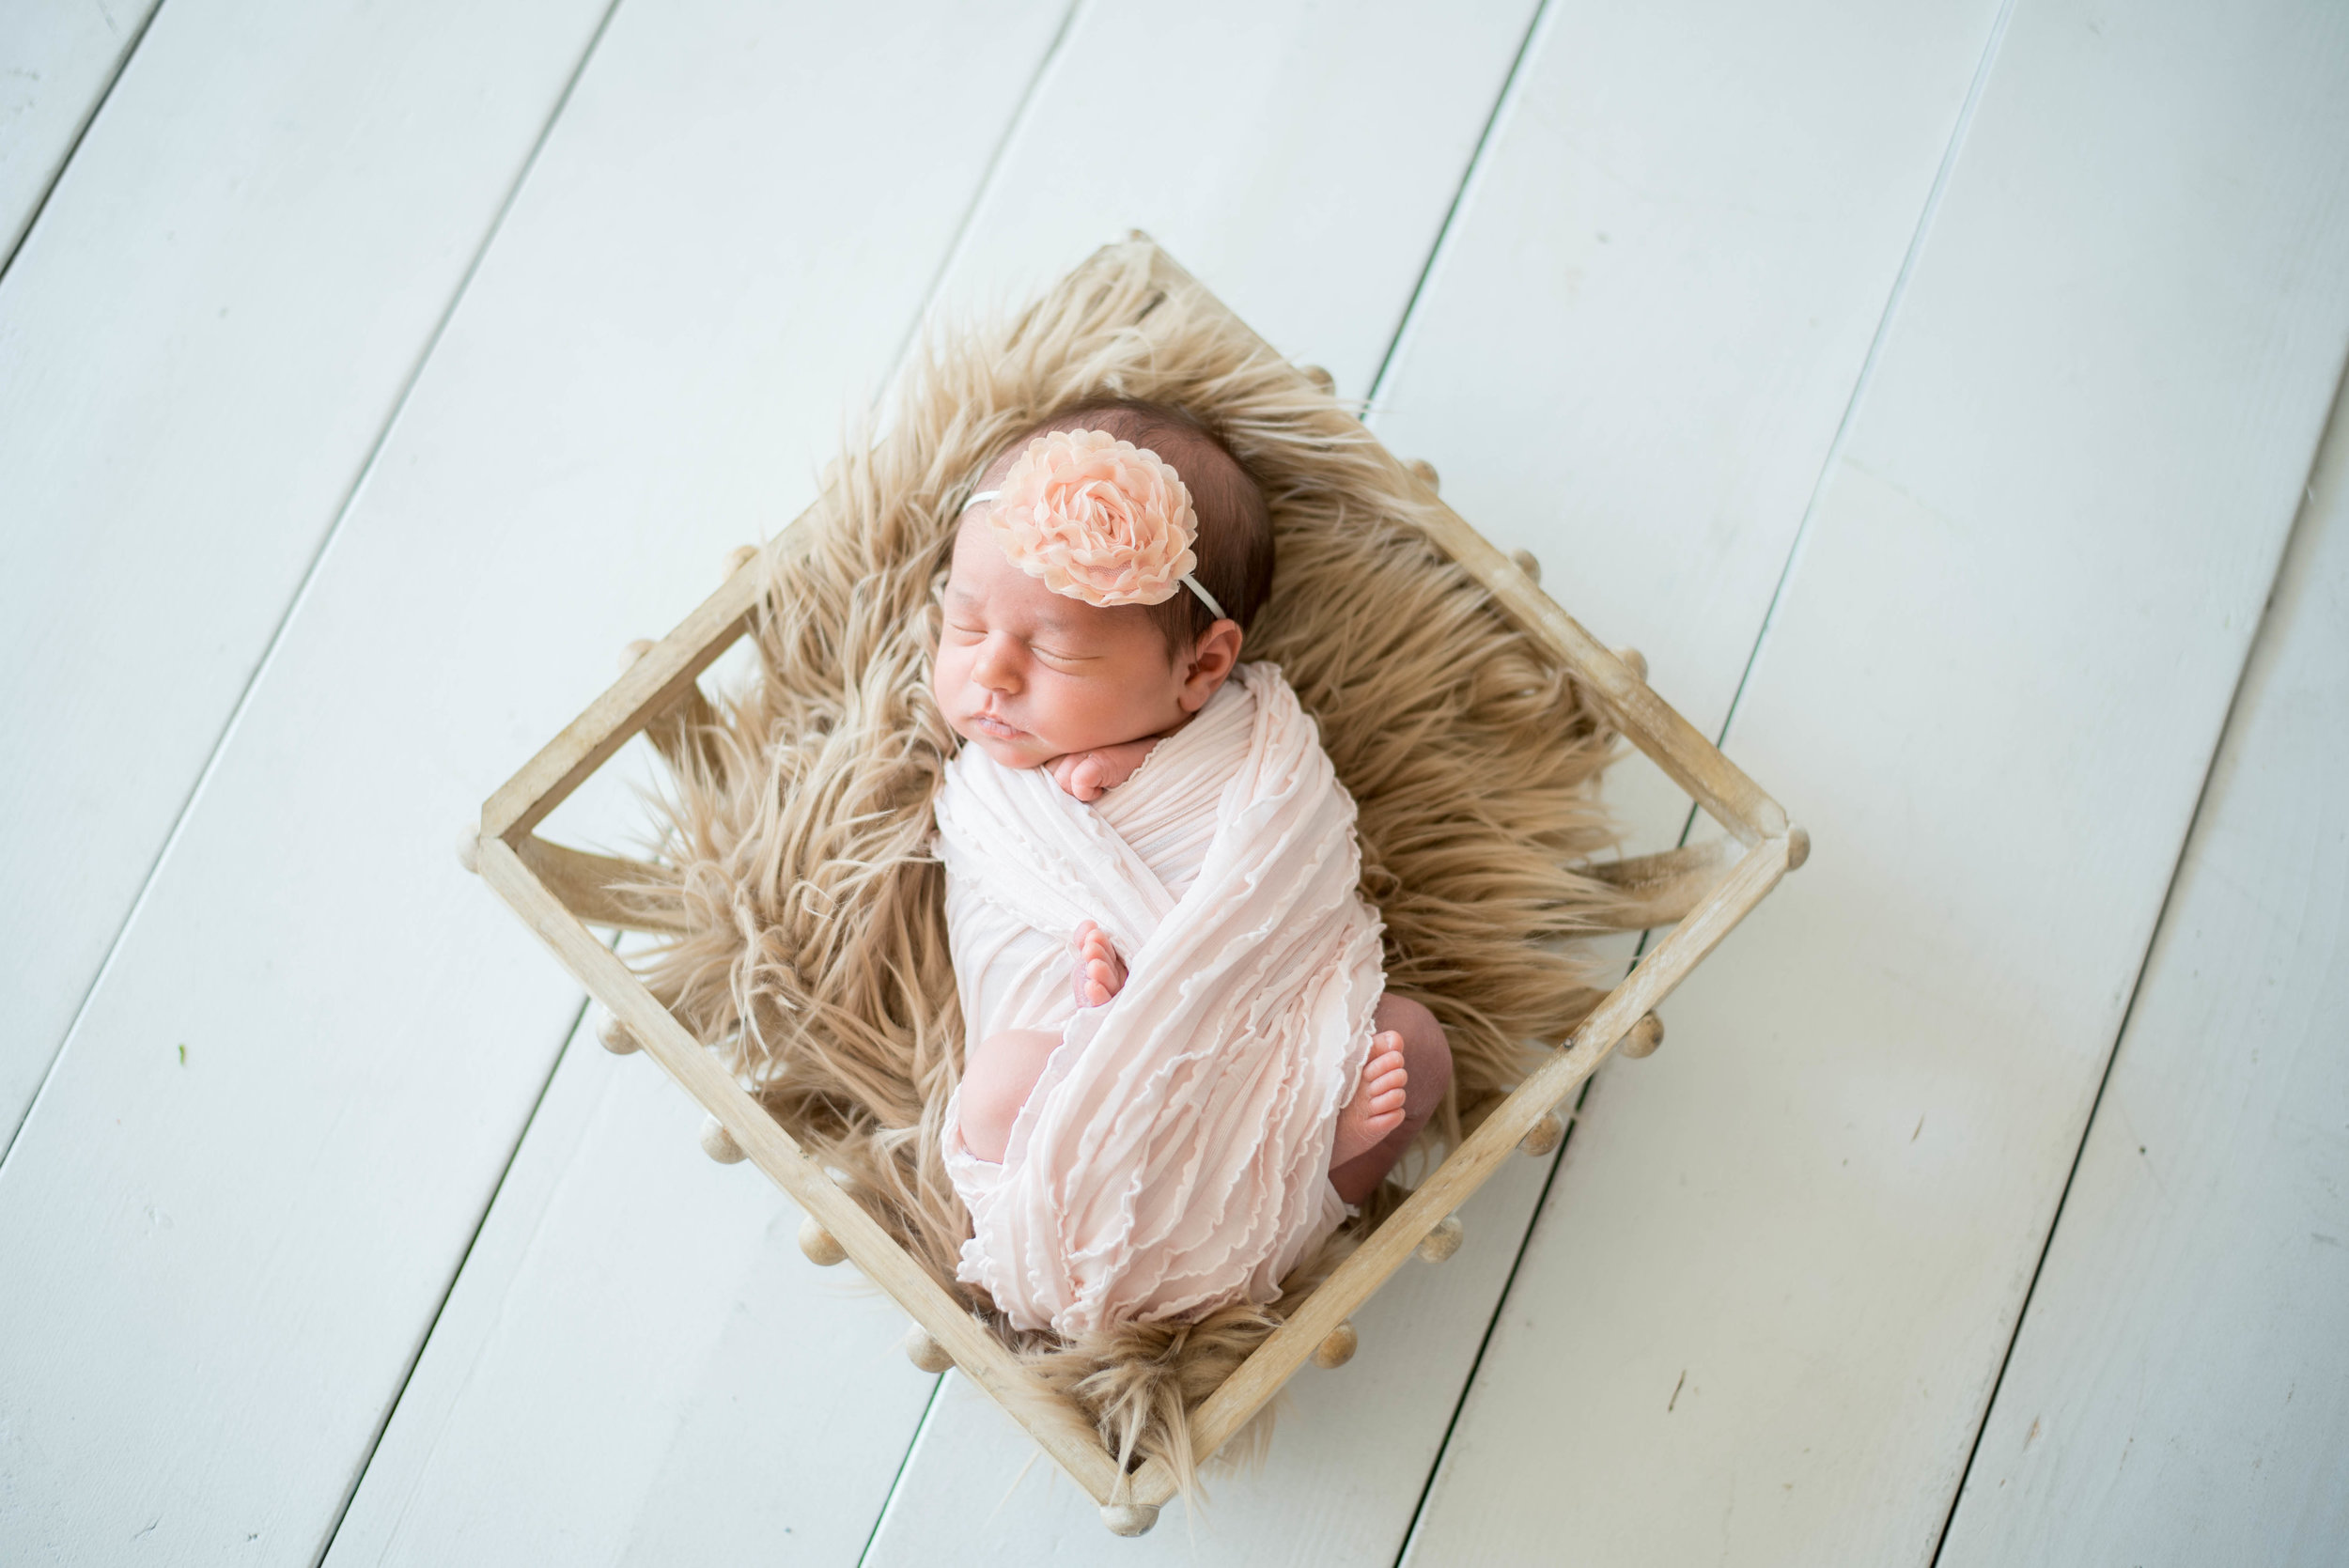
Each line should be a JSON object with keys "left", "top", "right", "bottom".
{"left": 932, "top": 398, "right": 1451, "bottom": 1336}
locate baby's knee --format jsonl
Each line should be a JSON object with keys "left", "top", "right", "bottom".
{"left": 958, "top": 1028, "right": 1057, "bottom": 1162}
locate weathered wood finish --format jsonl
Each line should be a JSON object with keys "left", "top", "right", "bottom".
{"left": 512, "top": 837, "right": 684, "bottom": 935}
{"left": 1580, "top": 841, "right": 1735, "bottom": 930}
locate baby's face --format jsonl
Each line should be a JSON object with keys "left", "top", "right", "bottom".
{"left": 934, "top": 514, "right": 1191, "bottom": 770}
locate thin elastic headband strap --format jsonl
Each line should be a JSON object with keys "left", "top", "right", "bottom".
{"left": 965, "top": 489, "right": 1228, "bottom": 621}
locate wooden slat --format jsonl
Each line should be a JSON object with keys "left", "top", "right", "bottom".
{"left": 0, "top": 0, "right": 161, "bottom": 263}
{"left": 866, "top": 0, "right": 2014, "bottom": 1554}
{"left": 1401, "top": 0, "right": 2349, "bottom": 1561}
{"left": 512, "top": 837, "right": 684, "bottom": 935}
{"left": 480, "top": 569, "right": 759, "bottom": 842}
{"left": 1580, "top": 840, "right": 1736, "bottom": 930}
{"left": 0, "top": 1, "right": 1068, "bottom": 1557}
{"left": 1937, "top": 372, "right": 2349, "bottom": 1563}
{"left": 1409, "top": 499, "right": 1785, "bottom": 846}
{"left": 0, "top": 0, "right": 614, "bottom": 1141}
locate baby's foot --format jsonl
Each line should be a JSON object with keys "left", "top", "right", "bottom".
{"left": 1331, "top": 1032, "right": 1409, "bottom": 1168}
{"left": 1069, "top": 920, "right": 1126, "bottom": 1009}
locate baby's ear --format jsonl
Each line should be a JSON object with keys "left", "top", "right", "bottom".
{"left": 1180, "top": 620, "right": 1244, "bottom": 707}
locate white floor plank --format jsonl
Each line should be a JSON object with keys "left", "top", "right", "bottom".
{"left": 0, "top": 2, "right": 1066, "bottom": 1560}
{"left": 865, "top": 0, "right": 2015, "bottom": 1556}
{"left": 325, "top": 1010, "right": 939, "bottom": 1567}
{"left": 0, "top": 0, "right": 613, "bottom": 1142}
{"left": 929, "top": 0, "right": 1537, "bottom": 404}
{"left": 1401, "top": 2, "right": 2349, "bottom": 1563}
{"left": 1371, "top": 0, "right": 2010, "bottom": 849}
{"left": 1936, "top": 376, "right": 2349, "bottom": 1565}
{"left": 0, "top": 0, "right": 159, "bottom": 261}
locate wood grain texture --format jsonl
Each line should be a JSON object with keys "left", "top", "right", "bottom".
{"left": 1937, "top": 375, "right": 2349, "bottom": 1565}
{"left": 868, "top": 0, "right": 2009, "bottom": 1548}
{"left": 1402, "top": 2, "right": 2349, "bottom": 1562}
{"left": 0, "top": 0, "right": 614, "bottom": 1142}
{"left": 0, "top": 0, "right": 160, "bottom": 262}
{"left": 0, "top": 1, "right": 1065, "bottom": 1559}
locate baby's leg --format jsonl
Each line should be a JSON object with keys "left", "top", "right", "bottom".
{"left": 957, "top": 1028, "right": 1060, "bottom": 1163}
{"left": 1330, "top": 995, "right": 1453, "bottom": 1206}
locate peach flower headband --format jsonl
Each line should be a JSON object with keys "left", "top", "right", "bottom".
{"left": 963, "top": 428, "right": 1227, "bottom": 619}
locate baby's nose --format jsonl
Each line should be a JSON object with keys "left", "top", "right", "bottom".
{"left": 972, "top": 632, "right": 1022, "bottom": 691}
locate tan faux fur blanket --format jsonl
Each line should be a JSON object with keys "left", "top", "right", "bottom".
{"left": 632, "top": 239, "right": 1626, "bottom": 1483}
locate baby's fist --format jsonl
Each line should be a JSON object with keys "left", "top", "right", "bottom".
{"left": 1050, "top": 751, "right": 1113, "bottom": 802}
{"left": 1048, "top": 737, "right": 1159, "bottom": 802}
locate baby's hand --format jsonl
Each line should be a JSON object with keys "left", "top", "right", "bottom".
{"left": 1048, "top": 737, "right": 1161, "bottom": 802}
{"left": 1070, "top": 921, "right": 1126, "bottom": 1008}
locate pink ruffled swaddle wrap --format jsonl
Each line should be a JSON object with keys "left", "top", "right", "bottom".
{"left": 936, "top": 663, "right": 1385, "bottom": 1337}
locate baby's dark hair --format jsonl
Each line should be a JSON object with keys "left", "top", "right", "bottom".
{"left": 1014, "top": 397, "right": 1275, "bottom": 656}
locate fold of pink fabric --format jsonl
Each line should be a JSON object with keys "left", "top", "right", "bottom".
{"left": 935, "top": 663, "right": 1385, "bottom": 1336}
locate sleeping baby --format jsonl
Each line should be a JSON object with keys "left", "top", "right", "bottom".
{"left": 932, "top": 399, "right": 1452, "bottom": 1338}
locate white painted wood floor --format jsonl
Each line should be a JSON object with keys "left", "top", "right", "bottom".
{"left": 2, "top": 3, "right": 2344, "bottom": 1562}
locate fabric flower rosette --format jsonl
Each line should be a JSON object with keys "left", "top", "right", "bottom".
{"left": 979, "top": 429, "right": 1214, "bottom": 613}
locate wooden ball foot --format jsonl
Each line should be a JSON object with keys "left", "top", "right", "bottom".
{"left": 903, "top": 1323, "right": 954, "bottom": 1374}
{"left": 798, "top": 1215, "right": 847, "bottom": 1267}
{"left": 1520, "top": 1110, "right": 1565, "bottom": 1158}
{"left": 1418, "top": 1214, "right": 1464, "bottom": 1264}
{"left": 1101, "top": 1502, "right": 1159, "bottom": 1537}
{"left": 697, "top": 1114, "right": 746, "bottom": 1164}
{"left": 1784, "top": 824, "right": 1811, "bottom": 871}
{"left": 594, "top": 1008, "right": 639, "bottom": 1055}
{"left": 1313, "top": 1320, "right": 1359, "bottom": 1369}
{"left": 1620, "top": 1012, "right": 1665, "bottom": 1059}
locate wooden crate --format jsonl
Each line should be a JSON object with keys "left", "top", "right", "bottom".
{"left": 466, "top": 240, "right": 1804, "bottom": 1536}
